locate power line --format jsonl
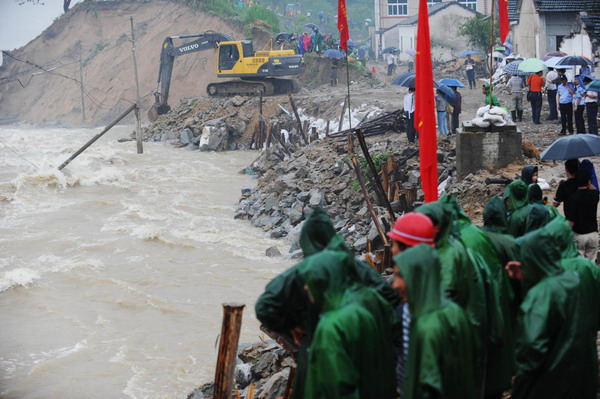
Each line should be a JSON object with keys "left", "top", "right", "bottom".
{"left": 0, "top": 137, "right": 40, "bottom": 170}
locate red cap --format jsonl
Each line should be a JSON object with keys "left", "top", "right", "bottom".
{"left": 387, "top": 212, "right": 435, "bottom": 247}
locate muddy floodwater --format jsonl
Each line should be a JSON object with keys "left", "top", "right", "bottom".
{"left": 0, "top": 126, "right": 292, "bottom": 398}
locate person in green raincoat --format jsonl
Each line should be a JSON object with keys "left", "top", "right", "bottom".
{"left": 482, "top": 195, "right": 524, "bottom": 313}
{"left": 393, "top": 244, "right": 476, "bottom": 399}
{"left": 528, "top": 183, "right": 560, "bottom": 219}
{"left": 300, "top": 249, "right": 399, "bottom": 398}
{"left": 415, "top": 201, "right": 473, "bottom": 309}
{"left": 441, "top": 195, "right": 515, "bottom": 398}
{"left": 524, "top": 184, "right": 551, "bottom": 234}
{"left": 482, "top": 84, "right": 500, "bottom": 107}
{"left": 510, "top": 226, "right": 597, "bottom": 399}
{"left": 504, "top": 180, "right": 531, "bottom": 237}
{"left": 255, "top": 208, "right": 398, "bottom": 398}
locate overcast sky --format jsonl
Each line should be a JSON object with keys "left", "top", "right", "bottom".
{"left": 0, "top": 0, "right": 84, "bottom": 50}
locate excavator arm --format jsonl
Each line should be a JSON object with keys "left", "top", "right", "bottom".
{"left": 150, "top": 31, "right": 235, "bottom": 121}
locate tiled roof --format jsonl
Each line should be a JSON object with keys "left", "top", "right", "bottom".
{"left": 582, "top": 14, "right": 600, "bottom": 44}
{"left": 534, "top": 0, "right": 599, "bottom": 13}
{"left": 390, "top": 1, "right": 476, "bottom": 27}
{"left": 508, "top": 0, "right": 519, "bottom": 22}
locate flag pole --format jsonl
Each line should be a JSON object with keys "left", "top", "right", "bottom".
{"left": 345, "top": 51, "right": 352, "bottom": 130}
{"left": 488, "top": 0, "right": 495, "bottom": 107}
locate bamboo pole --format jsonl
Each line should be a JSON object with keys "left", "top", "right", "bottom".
{"left": 347, "top": 135, "right": 389, "bottom": 247}
{"left": 355, "top": 129, "right": 396, "bottom": 220}
{"left": 129, "top": 17, "right": 143, "bottom": 154}
{"left": 58, "top": 103, "right": 137, "bottom": 170}
{"left": 213, "top": 303, "right": 245, "bottom": 399}
{"left": 488, "top": 1, "right": 495, "bottom": 107}
{"left": 288, "top": 94, "right": 308, "bottom": 144}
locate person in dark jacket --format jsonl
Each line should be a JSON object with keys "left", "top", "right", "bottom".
{"left": 451, "top": 86, "right": 462, "bottom": 134}
{"left": 520, "top": 165, "right": 538, "bottom": 185}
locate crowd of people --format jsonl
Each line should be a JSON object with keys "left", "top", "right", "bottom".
{"left": 255, "top": 159, "right": 599, "bottom": 398}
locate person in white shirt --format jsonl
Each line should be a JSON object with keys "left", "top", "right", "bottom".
{"left": 545, "top": 68, "right": 559, "bottom": 120}
{"left": 583, "top": 76, "right": 598, "bottom": 135}
{"left": 387, "top": 52, "right": 395, "bottom": 76}
{"left": 403, "top": 88, "right": 416, "bottom": 143}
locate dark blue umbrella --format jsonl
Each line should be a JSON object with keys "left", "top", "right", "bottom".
{"left": 540, "top": 134, "right": 600, "bottom": 160}
{"left": 458, "top": 50, "right": 479, "bottom": 58}
{"left": 503, "top": 60, "right": 529, "bottom": 76}
{"left": 440, "top": 78, "right": 465, "bottom": 88}
{"left": 335, "top": 39, "right": 357, "bottom": 48}
{"left": 434, "top": 81, "right": 456, "bottom": 102}
{"left": 359, "top": 44, "right": 370, "bottom": 50}
{"left": 391, "top": 72, "right": 415, "bottom": 87}
{"left": 305, "top": 23, "right": 320, "bottom": 30}
{"left": 555, "top": 56, "right": 593, "bottom": 67}
{"left": 382, "top": 46, "right": 398, "bottom": 54}
{"left": 322, "top": 49, "right": 344, "bottom": 59}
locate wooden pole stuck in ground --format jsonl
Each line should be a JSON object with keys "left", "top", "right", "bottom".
{"left": 129, "top": 16, "right": 143, "bottom": 154}
{"left": 213, "top": 303, "right": 245, "bottom": 399}
{"left": 58, "top": 103, "right": 137, "bottom": 170}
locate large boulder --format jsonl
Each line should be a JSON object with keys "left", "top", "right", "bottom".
{"left": 199, "top": 124, "right": 229, "bottom": 151}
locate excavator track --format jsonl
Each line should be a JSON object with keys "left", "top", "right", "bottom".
{"left": 206, "top": 78, "right": 301, "bottom": 97}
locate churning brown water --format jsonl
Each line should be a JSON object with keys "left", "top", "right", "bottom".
{"left": 0, "top": 126, "right": 292, "bottom": 398}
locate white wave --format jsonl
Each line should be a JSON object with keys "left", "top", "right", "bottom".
{"left": 0, "top": 268, "right": 40, "bottom": 292}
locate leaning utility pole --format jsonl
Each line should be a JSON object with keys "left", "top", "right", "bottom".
{"left": 130, "top": 16, "right": 143, "bottom": 154}
{"left": 79, "top": 51, "right": 86, "bottom": 123}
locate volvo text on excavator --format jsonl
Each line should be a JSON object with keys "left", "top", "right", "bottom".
{"left": 148, "top": 31, "right": 305, "bottom": 121}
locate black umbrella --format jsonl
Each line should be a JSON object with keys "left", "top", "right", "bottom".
{"left": 304, "top": 23, "right": 320, "bottom": 30}
{"left": 275, "top": 32, "right": 293, "bottom": 43}
{"left": 555, "top": 56, "right": 593, "bottom": 67}
{"left": 540, "top": 134, "right": 600, "bottom": 160}
{"left": 382, "top": 46, "right": 398, "bottom": 54}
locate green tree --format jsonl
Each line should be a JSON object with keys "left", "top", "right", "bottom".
{"left": 457, "top": 16, "right": 500, "bottom": 53}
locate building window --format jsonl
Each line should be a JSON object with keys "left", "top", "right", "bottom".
{"left": 458, "top": 0, "right": 477, "bottom": 11}
{"left": 388, "top": 0, "right": 408, "bottom": 16}
{"left": 428, "top": 0, "right": 442, "bottom": 6}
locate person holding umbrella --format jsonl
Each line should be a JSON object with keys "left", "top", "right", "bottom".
{"left": 465, "top": 54, "right": 476, "bottom": 89}
{"left": 583, "top": 76, "right": 598, "bottom": 135}
{"left": 573, "top": 75, "right": 587, "bottom": 133}
{"left": 557, "top": 75, "right": 575, "bottom": 135}
{"left": 526, "top": 71, "right": 544, "bottom": 124}
{"left": 545, "top": 67, "right": 559, "bottom": 120}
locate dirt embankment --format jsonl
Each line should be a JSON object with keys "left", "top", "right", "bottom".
{"left": 0, "top": 0, "right": 251, "bottom": 126}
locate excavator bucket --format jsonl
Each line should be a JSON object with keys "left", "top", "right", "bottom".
{"left": 147, "top": 92, "right": 171, "bottom": 122}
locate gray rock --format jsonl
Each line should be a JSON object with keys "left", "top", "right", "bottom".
{"left": 234, "top": 363, "right": 253, "bottom": 389}
{"left": 180, "top": 128, "right": 193, "bottom": 145}
{"left": 199, "top": 125, "right": 229, "bottom": 151}
{"left": 256, "top": 368, "right": 290, "bottom": 399}
{"left": 356, "top": 206, "right": 368, "bottom": 217}
{"left": 241, "top": 186, "right": 254, "bottom": 197}
{"left": 353, "top": 236, "right": 368, "bottom": 251}
{"left": 297, "top": 191, "right": 310, "bottom": 202}
{"left": 254, "top": 352, "right": 277, "bottom": 378}
{"left": 232, "top": 95, "right": 246, "bottom": 107}
{"left": 308, "top": 189, "right": 325, "bottom": 207}
{"left": 290, "top": 249, "right": 303, "bottom": 259}
{"left": 303, "top": 205, "right": 315, "bottom": 219}
{"left": 285, "top": 208, "right": 303, "bottom": 224}
{"left": 265, "top": 246, "right": 282, "bottom": 257}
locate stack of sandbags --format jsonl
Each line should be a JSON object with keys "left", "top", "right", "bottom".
{"left": 471, "top": 105, "right": 510, "bottom": 128}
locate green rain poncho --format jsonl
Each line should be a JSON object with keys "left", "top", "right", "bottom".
{"left": 415, "top": 201, "right": 472, "bottom": 309}
{"left": 300, "top": 250, "right": 399, "bottom": 399}
{"left": 255, "top": 208, "right": 398, "bottom": 398}
{"left": 396, "top": 245, "right": 476, "bottom": 399}
{"left": 505, "top": 180, "right": 531, "bottom": 237}
{"left": 548, "top": 216, "right": 600, "bottom": 324}
{"left": 512, "top": 226, "right": 596, "bottom": 399}
{"left": 528, "top": 183, "right": 560, "bottom": 220}
{"left": 441, "top": 195, "right": 514, "bottom": 395}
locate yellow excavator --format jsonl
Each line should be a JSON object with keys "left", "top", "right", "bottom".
{"left": 148, "top": 31, "right": 305, "bottom": 121}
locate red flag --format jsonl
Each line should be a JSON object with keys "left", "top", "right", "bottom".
{"left": 337, "top": 0, "right": 349, "bottom": 51}
{"left": 414, "top": 0, "right": 438, "bottom": 202}
{"left": 498, "top": 0, "right": 509, "bottom": 44}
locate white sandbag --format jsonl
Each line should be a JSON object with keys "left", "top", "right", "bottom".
{"left": 476, "top": 105, "right": 491, "bottom": 118}
{"left": 537, "top": 177, "right": 551, "bottom": 190}
{"left": 471, "top": 117, "right": 490, "bottom": 128}
{"left": 483, "top": 113, "right": 504, "bottom": 124}
{"left": 488, "top": 106, "right": 509, "bottom": 117}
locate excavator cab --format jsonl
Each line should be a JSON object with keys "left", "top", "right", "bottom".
{"left": 218, "top": 43, "right": 240, "bottom": 71}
